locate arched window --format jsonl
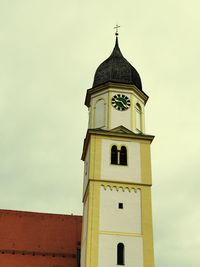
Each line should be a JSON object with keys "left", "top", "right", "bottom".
{"left": 120, "top": 146, "right": 127, "bottom": 166}
{"left": 117, "top": 243, "right": 125, "bottom": 265}
{"left": 135, "top": 103, "right": 142, "bottom": 132}
{"left": 111, "top": 145, "right": 118, "bottom": 164}
{"left": 111, "top": 146, "right": 128, "bottom": 165}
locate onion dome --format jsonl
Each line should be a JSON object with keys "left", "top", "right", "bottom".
{"left": 93, "top": 37, "right": 142, "bottom": 90}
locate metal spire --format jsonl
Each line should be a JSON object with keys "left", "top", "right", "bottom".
{"left": 114, "top": 24, "right": 120, "bottom": 36}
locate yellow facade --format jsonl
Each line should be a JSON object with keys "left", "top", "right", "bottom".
{"left": 81, "top": 131, "right": 154, "bottom": 267}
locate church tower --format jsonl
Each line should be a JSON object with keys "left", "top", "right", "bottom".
{"left": 81, "top": 33, "right": 155, "bottom": 267}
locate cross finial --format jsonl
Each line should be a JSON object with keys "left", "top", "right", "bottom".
{"left": 114, "top": 24, "right": 120, "bottom": 36}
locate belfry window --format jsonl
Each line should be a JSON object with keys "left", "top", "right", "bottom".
{"left": 111, "top": 145, "right": 127, "bottom": 166}
{"left": 117, "top": 243, "right": 125, "bottom": 265}
{"left": 111, "top": 145, "right": 118, "bottom": 164}
{"left": 135, "top": 103, "right": 142, "bottom": 132}
{"left": 120, "top": 146, "right": 127, "bottom": 165}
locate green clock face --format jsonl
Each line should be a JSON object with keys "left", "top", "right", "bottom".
{"left": 111, "top": 94, "right": 131, "bottom": 111}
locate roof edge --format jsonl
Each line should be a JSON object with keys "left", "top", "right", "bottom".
{"left": 0, "top": 208, "right": 82, "bottom": 217}
{"left": 85, "top": 82, "right": 149, "bottom": 107}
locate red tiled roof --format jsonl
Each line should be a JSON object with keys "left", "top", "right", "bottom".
{"left": 0, "top": 209, "right": 82, "bottom": 267}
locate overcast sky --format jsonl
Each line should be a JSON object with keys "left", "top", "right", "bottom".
{"left": 0, "top": 1, "right": 200, "bottom": 266}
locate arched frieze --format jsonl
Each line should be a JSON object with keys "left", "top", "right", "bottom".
{"left": 100, "top": 184, "right": 140, "bottom": 193}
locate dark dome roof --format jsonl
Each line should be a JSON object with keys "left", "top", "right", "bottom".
{"left": 93, "top": 37, "right": 142, "bottom": 90}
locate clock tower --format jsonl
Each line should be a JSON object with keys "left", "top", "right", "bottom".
{"left": 81, "top": 34, "right": 155, "bottom": 267}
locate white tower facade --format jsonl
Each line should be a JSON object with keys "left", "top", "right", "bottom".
{"left": 81, "top": 36, "right": 155, "bottom": 267}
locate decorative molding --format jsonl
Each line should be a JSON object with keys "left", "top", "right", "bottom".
{"left": 110, "top": 125, "right": 134, "bottom": 134}
{"left": 101, "top": 184, "right": 141, "bottom": 193}
{"left": 99, "top": 230, "right": 142, "bottom": 237}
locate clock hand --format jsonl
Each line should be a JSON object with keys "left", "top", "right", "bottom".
{"left": 116, "top": 99, "right": 126, "bottom": 105}
{"left": 115, "top": 99, "right": 128, "bottom": 108}
{"left": 121, "top": 102, "right": 128, "bottom": 108}
{"left": 115, "top": 99, "right": 123, "bottom": 106}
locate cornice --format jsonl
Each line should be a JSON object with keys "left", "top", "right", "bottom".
{"left": 82, "top": 178, "right": 152, "bottom": 202}
{"left": 84, "top": 82, "right": 149, "bottom": 107}
{"left": 81, "top": 128, "right": 154, "bottom": 160}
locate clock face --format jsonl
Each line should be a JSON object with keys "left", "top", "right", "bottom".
{"left": 111, "top": 94, "right": 131, "bottom": 111}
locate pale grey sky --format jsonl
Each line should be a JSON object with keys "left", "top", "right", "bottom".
{"left": 0, "top": 1, "right": 200, "bottom": 266}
